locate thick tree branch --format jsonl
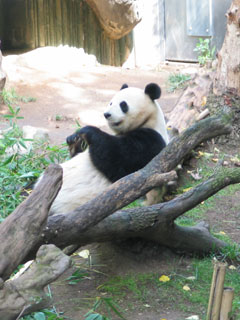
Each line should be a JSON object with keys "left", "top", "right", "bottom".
{"left": 0, "top": 164, "right": 63, "bottom": 281}
{"left": 46, "top": 167, "right": 239, "bottom": 252}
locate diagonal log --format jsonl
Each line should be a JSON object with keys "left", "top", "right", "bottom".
{"left": 0, "top": 164, "right": 63, "bottom": 281}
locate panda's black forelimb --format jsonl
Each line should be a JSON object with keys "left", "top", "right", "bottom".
{"left": 68, "top": 125, "right": 166, "bottom": 183}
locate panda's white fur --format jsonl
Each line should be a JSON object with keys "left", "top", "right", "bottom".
{"left": 40, "top": 84, "right": 169, "bottom": 215}
{"left": 105, "top": 87, "right": 169, "bottom": 144}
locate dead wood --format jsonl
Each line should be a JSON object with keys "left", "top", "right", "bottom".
{"left": 167, "top": 73, "right": 213, "bottom": 132}
{"left": 85, "top": 0, "right": 142, "bottom": 39}
{"left": 214, "top": 0, "right": 240, "bottom": 95}
{"left": 45, "top": 167, "right": 240, "bottom": 253}
{"left": 22, "top": 111, "right": 233, "bottom": 259}
{"left": 0, "top": 244, "right": 72, "bottom": 320}
{"left": 0, "top": 164, "right": 63, "bottom": 281}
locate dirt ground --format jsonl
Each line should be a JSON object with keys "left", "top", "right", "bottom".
{"left": 1, "top": 47, "right": 189, "bottom": 145}
{"left": 1, "top": 47, "right": 239, "bottom": 320}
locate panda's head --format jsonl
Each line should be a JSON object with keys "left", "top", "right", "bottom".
{"left": 104, "top": 83, "right": 161, "bottom": 134}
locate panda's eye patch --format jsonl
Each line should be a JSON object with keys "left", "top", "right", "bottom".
{"left": 120, "top": 101, "right": 129, "bottom": 113}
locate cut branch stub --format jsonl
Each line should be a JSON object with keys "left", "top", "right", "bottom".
{"left": 0, "top": 244, "right": 72, "bottom": 320}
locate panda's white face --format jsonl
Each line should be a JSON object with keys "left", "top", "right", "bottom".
{"left": 104, "top": 87, "right": 156, "bottom": 134}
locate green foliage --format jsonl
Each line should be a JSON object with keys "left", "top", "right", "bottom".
{"left": 0, "top": 104, "right": 69, "bottom": 220}
{"left": 21, "top": 309, "right": 64, "bottom": 320}
{"left": 66, "top": 269, "right": 90, "bottom": 285}
{"left": 84, "top": 297, "right": 126, "bottom": 320}
{"left": 167, "top": 73, "right": 191, "bottom": 92}
{"left": 194, "top": 38, "right": 216, "bottom": 66}
{"left": 1, "top": 88, "right": 36, "bottom": 105}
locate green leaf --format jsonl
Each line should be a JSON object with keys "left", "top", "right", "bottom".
{"left": 20, "top": 171, "right": 37, "bottom": 178}
{"left": 19, "top": 140, "right": 27, "bottom": 149}
{"left": 84, "top": 313, "right": 104, "bottom": 320}
{"left": 3, "top": 114, "right": 14, "bottom": 119}
{"left": 33, "top": 312, "right": 46, "bottom": 320}
{"left": 1, "top": 154, "right": 15, "bottom": 166}
{"left": 103, "top": 298, "right": 126, "bottom": 319}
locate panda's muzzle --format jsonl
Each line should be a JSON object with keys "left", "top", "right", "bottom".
{"left": 104, "top": 112, "right": 111, "bottom": 119}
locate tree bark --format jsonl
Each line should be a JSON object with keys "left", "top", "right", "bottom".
{"left": 0, "top": 164, "right": 63, "bottom": 281}
{"left": 214, "top": 0, "right": 240, "bottom": 95}
{"left": 0, "top": 244, "right": 72, "bottom": 320}
{"left": 167, "top": 74, "right": 213, "bottom": 132}
{"left": 44, "top": 167, "right": 239, "bottom": 254}
{"left": 85, "top": 0, "right": 142, "bottom": 39}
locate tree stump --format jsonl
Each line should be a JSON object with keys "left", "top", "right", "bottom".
{"left": 214, "top": 0, "right": 240, "bottom": 95}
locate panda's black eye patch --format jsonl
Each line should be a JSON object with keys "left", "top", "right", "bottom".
{"left": 120, "top": 101, "right": 129, "bottom": 113}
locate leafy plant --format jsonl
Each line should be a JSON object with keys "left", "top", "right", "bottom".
{"left": 84, "top": 297, "right": 126, "bottom": 320}
{"left": 167, "top": 73, "right": 191, "bottom": 92}
{"left": 21, "top": 309, "right": 64, "bottom": 320}
{"left": 1, "top": 88, "right": 36, "bottom": 105}
{"left": 0, "top": 104, "right": 69, "bottom": 220}
{"left": 194, "top": 38, "right": 216, "bottom": 66}
{"left": 66, "top": 269, "right": 90, "bottom": 285}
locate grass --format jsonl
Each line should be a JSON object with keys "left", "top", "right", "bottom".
{"left": 96, "top": 257, "right": 240, "bottom": 319}
{"left": 167, "top": 73, "right": 191, "bottom": 92}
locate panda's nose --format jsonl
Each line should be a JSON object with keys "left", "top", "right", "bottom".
{"left": 104, "top": 112, "right": 111, "bottom": 119}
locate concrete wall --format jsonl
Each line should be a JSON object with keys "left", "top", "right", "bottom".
{"left": 130, "top": 0, "right": 165, "bottom": 67}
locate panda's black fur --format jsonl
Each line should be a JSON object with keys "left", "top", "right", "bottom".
{"left": 66, "top": 125, "right": 166, "bottom": 183}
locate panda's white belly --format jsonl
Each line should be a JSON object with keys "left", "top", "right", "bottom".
{"left": 50, "top": 151, "right": 111, "bottom": 215}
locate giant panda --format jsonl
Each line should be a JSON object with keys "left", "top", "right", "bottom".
{"left": 46, "top": 83, "right": 169, "bottom": 215}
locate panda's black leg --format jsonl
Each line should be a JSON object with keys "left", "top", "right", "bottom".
{"left": 66, "top": 126, "right": 103, "bottom": 150}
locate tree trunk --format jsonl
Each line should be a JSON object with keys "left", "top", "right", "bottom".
{"left": 214, "top": 0, "right": 240, "bottom": 95}
{"left": 85, "top": 0, "right": 142, "bottom": 39}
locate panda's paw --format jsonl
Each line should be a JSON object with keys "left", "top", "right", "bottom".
{"left": 67, "top": 126, "right": 99, "bottom": 146}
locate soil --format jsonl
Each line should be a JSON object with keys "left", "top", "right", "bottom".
{"left": 1, "top": 48, "right": 240, "bottom": 320}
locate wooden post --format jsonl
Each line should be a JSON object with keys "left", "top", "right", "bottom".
{"left": 220, "top": 287, "right": 234, "bottom": 320}
{"left": 207, "top": 260, "right": 227, "bottom": 320}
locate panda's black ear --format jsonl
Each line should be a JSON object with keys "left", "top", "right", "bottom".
{"left": 120, "top": 83, "right": 128, "bottom": 90}
{"left": 144, "top": 83, "right": 161, "bottom": 100}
